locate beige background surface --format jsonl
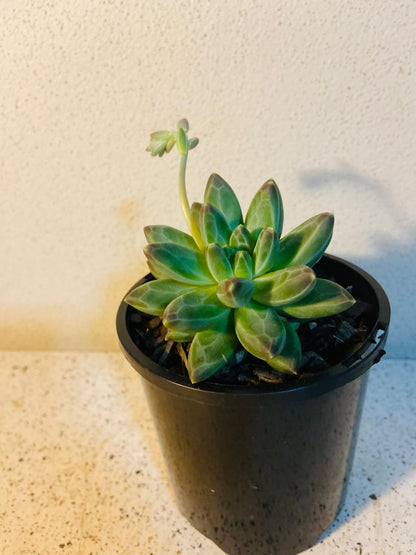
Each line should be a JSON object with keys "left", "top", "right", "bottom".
{"left": 1, "top": 1, "right": 415, "bottom": 355}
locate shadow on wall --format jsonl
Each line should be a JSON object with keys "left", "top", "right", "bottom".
{"left": 298, "top": 164, "right": 416, "bottom": 360}
{"left": 298, "top": 166, "right": 415, "bottom": 542}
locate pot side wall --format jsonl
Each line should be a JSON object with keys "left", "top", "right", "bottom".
{"left": 141, "top": 371, "right": 369, "bottom": 555}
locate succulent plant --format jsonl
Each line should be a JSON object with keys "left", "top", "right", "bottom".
{"left": 125, "top": 119, "right": 355, "bottom": 383}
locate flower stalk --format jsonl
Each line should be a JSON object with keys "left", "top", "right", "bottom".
{"left": 146, "top": 119, "right": 204, "bottom": 249}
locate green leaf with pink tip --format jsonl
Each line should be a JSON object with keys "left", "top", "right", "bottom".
{"left": 245, "top": 179, "right": 284, "bottom": 240}
{"left": 235, "top": 303, "right": 286, "bottom": 360}
{"left": 144, "top": 225, "right": 199, "bottom": 252}
{"left": 267, "top": 320, "right": 301, "bottom": 375}
{"left": 206, "top": 243, "right": 233, "bottom": 282}
{"left": 124, "top": 279, "right": 195, "bottom": 316}
{"left": 200, "top": 203, "right": 231, "bottom": 246}
{"left": 163, "top": 287, "right": 231, "bottom": 334}
{"left": 280, "top": 278, "right": 355, "bottom": 319}
{"left": 252, "top": 227, "right": 281, "bottom": 277}
{"left": 144, "top": 243, "right": 214, "bottom": 284}
{"left": 188, "top": 328, "right": 239, "bottom": 383}
{"left": 253, "top": 266, "right": 316, "bottom": 307}
{"left": 229, "top": 224, "right": 254, "bottom": 251}
{"left": 217, "top": 277, "right": 254, "bottom": 308}
{"left": 233, "top": 250, "right": 253, "bottom": 279}
{"left": 274, "top": 213, "right": 334, "bottom": 269}
{"left": 204, "top": 173, "right": 243, "bottom": 231}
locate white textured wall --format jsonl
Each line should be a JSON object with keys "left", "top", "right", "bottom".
{"left": 1, "top": 1, "right": 415, "bottom": 356}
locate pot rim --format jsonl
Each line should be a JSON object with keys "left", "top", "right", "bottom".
{"left": 116, "top": 254, "right": 390, "bottom": 401}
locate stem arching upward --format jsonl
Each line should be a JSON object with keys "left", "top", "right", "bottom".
{"left": 177, "top": 125, "right": 205, "bottom": 250}
{"left": 146, "top": 119, "right": 204, "bottom": 250}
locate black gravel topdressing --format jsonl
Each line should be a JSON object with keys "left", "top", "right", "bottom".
{"left": 126, "top": 271, "right": 372, "bottom": 387}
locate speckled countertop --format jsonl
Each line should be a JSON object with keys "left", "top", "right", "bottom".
{"left": 0, "top": 352, "right": 414, "bottom": 555}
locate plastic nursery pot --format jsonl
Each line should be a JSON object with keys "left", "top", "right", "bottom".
{"left": 116, "top": 254, "right": 390, "bottom": 555}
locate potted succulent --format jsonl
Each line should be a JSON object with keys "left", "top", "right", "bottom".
{"left": 116, "top": 120, "right": 390, "bottom": 555}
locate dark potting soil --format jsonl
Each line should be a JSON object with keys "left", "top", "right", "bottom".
{"left": 126, "top": 275, "right": 372, "bottom": 387}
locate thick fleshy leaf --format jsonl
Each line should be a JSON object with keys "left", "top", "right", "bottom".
{"left": 206, "top": 243, "right": 233, "bottom": 282}
{"left": 229, "top": 224, "right": 254, "bottom": 251}
{"left": 274, "top": 213, "right": 334, "bottom": 268}
{"left": 253, "top": 227, "right": 280, "bottom": 277}
{"left": 217, "top": 277, "right": 254, "bottom": 308}
{"left": 280, "top": 278, "right": 355, "bottom": 319}
{"left": 191, "top": 202, "right": 204, "bottom": 240}
{"left": 124, "top": 279, "right": 194, "bottom": 316}
{"left": 144, "top": 243, "right": 214, "bottom": 284}
{"left": 144, "top": 225, "right": 199, "bottom": 252}
{"left": 267, "top": 321, "right": 301, "bottom": 374}
{"left": 235, "top": 303, "right": 286, "bottom": 360}
{"left": 200, "top": 203, "right": 231, "bottom": 246}
{"left": 188, "top": 137, "right": 199, "bottom": 150}
{"left": 233, "top": 250, "right": 253, "bottom": 279}
{"left": 245, "top": 179, "right": 284, "bottom": 239}
{"left": 165, "top": 329, "right": 195, "bottom": 342}
{"left": 163, "top": 287, "right": 231, "bottom": 334}
{"left": 253, "top": 266, "right": 316, "bottom": 307}
{"left": 188, "top": 329, "right": 239, "bottom": 383}
{"left": 204, "top": 173, "right": 243, "bottom": 230}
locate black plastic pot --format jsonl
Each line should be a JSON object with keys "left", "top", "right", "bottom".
{"left": 116, "top": 254, "right": 390, "bottom": 555}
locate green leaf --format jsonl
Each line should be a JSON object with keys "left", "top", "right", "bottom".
{"left": 144, "top": 243, "right": 214, "bottom": 284}
{"left": 144, "top": 225, "right": 199, "bottom": 252}
{"left": 217, "top": 277, "right": 254, "bottom": 308}
{"left": 267, "top": 321, "right": 301, "bottom": 375}
{"left": 205, "top": 243, "right": 233, "bottom": 282}
{"left": 200, "top": 203, "right": 231, "bottom": 246}
{"left": 191, "top": 202, "right": 203, "bottom": 236}
{"left": 124, "top": 279, "right": 195, "bottom": 316}
{"left": 252, "top": 227, "right": 280, "bottom": 277}
{"left": 235, "top": 303, "right": 286, "bottom": 360}
{"left": 229, "top": 224, "right": 254, "bottom": 251}
{"left": 177, "top": 127, "right": 187, "bottom": 155}
{"left": 233, "top": 250, "right": 253, "bottom": 279}
{"left": 280, "top": 278, "right": 355, "bottom": 318}
{"left": 188, "top": 329, "right": 239, "bottom": 383}
{"left": 204, "top": 173, "right": 243, "bottom": 230}
{"left": 163, "top": 287, "right": 231, "bottom": 334}
{"left": 253, "top": 266, "right": 316, "bottom": 307}
{"left": 165, "top": 329, "right": 195, "bottom": 342}
{"left": 274, "top": 213, "right": 334, "bottom": 268}
{"left": 188, "top": 137, "right": 199, "bottom": 150}
{"left": 245, "top": 179, "right": 284, "bottom": 239}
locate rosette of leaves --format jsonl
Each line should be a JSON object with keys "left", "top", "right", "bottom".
{"left": 126, "top": 120, "right": 355, "bottom": 383}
